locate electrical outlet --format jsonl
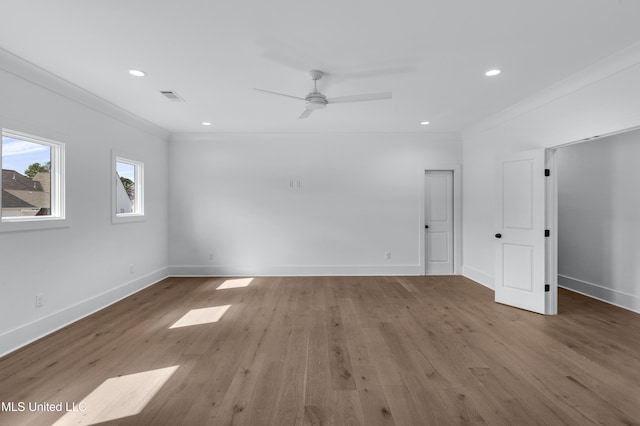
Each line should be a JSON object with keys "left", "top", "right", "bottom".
{"left": 130, "top": 264, "right": 135, "bottom": 274}
{"left": 385, "top": 252, "right": 391, "bottom": 260}
{"left": 35, "top": 293, "right": 44, "bottom": 308}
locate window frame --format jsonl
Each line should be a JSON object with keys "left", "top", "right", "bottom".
{"left": 112, "top": 150, "right": 145, "bottom": 224}
{"left": 0, "top": 128, "right": 67, "bottom": 233}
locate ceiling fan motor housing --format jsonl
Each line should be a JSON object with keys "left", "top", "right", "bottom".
{"left": 309, "top": 70, "right": 324, "bottom": 80}
{"left": 304, "top": 91, "right": 327, "bottom": 109}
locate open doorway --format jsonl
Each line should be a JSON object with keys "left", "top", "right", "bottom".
{"left": 550, "top": 127, "right": 640, "bottom": 314}
{"left": 494, "top": 128, "right": 640, "bottom": 315}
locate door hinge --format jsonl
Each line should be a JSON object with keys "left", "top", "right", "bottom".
{"left": 545, "top": 284, "right": 550, "bottom": 292}
{"left": 545, "top": 229, "right": 550, "bottom": 237}
{"left": 545, "top": 169, "right": 550, "bottom": 177}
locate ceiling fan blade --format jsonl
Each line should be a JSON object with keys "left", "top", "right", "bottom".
{"left": 327, "top": 92, "right": 392, "bottom": 104}
{"left": 254, "top": 88, "right": 305, "bottom": 101}
{"left": 298, "top": 109, "right": 313, "bottom": 119}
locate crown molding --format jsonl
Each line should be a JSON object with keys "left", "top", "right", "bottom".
{"left": 463, "top": 41, "right": 640, "bottom": 139}
{"left": 0, "top": 48, "right": 169, "bottom": 141}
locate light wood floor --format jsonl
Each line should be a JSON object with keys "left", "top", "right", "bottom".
{"left": 1, "top": 276, "right": 639, "bottom": 426}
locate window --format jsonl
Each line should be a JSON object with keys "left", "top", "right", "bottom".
{"left": 1, "top": 129, "right": 65, "bottom": 231}
{"left": 112, "top": 152, "right": 144, "bottom": 223}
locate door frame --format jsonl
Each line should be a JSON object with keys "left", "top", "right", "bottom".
{"left": 497, "top": 126, "right": 640, "bottom": 315}
{"left": 545, "top": 148, "right": 558, "bottom": 315}
{"left": 543, "top": 125, "right": 640, "bottom": 314}
{"left": 421, "top": 165, "right": 462, "bottom": 275}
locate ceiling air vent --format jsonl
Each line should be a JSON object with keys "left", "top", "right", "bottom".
{"left": 160, "top": 91, "right": 184, "bottom": 102}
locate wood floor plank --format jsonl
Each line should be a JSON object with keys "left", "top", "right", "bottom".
{"left": 542, "top": 375, "right": 639, "bottom": 426}
{"left": 352, "top": 365, "right": 396, "bottom": 426}
{"left": 332, "top": 390, "right": 366, "bottom": 426}
{"left": 327, "top": 305, "right": 357, "bottom": 391}
{"left": 436, "top": 387, "right": 488, "bottom": 425}
{"left": 205, "top": 352, "right": 267, "bottom": 426}
{"left": 269, "top": 327, "right": 308, "bottom": 426}
{"left": 337, "top": 297, "right": 371, "bottom": 366}
{"left": 360, "top": 326, "right": 404, "bottom": 387}
{"left": 303, "top": 312, "right": 332, "bottom": 413}
{"left": 244, "top": 360, "right": 286, "bottom": 426}
{"left": 1, "top": 276, "right": 640, "bottom": 426}
{"left": 382, "top": 384, "right": 428, "bottom": 426}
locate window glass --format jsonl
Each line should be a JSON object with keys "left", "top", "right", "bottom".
{"left": 116, "top": 161, "right": 136, "bottom": 214}
{"left": 1, "top": 130, "right": 63, "bottom": 224}
{"left": 113, "top": 154, "right": 143, "bottom": 222}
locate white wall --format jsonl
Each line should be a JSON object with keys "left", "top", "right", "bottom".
{"left": 461, "top": 42, "right": 640, "bottom": 291}
{"left": 168, "top": 132, "right": 461, "bottom": 276}
{"left": 0, "top": 50, "right": 170, "bottom": 356}
{"left": 556, "top": 130, "right": 640, "bottom": 312}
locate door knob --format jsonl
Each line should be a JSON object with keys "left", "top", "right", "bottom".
{"left": 495, "top": 233, "right": 502, "bottom": 238}
{"left": 425, "top": 225, "right": 429, "bottom": 229}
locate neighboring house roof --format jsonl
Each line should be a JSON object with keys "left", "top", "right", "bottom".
{"left": 2, "top": 169, "right": 45, "bottom": 191}
{"left": 33, "top": 172, "right": 50, "bottom": 193}
{"left": 1, "top": 169, "right": 49, "bottom": 210}
{"left": 4, "top": 189, "right": 50, "bottom": 209}
{"left": 1, "top": 189, "right": 36, "bottom": 208}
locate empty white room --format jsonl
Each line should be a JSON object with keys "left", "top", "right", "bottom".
{"left": 1, "top": 1, "right": 640, "bottom": 425}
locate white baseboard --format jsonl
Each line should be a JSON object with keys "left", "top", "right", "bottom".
{"left": 558, "top": 274, "right": 640, "bottom": 314}
{"left": 168, "top": 264, "right": 422, "bottom": 277}
{"left": 462, "top": 265, "right": 494, "bottom": 289}
{"left": 0, "top": 267, "right": 169, "bottom": 358}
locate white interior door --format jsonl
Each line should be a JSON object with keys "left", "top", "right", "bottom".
{"left": 495, "top": 150, "right": 546, "bottom": 314}
{"left": 425, "top": 170, "right": 454, "bottom": 274}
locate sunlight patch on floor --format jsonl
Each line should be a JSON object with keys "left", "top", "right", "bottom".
{"left": 53, "top": 365, "right": 179, "bottom": 425}
{"left": 216, "top": 277, "right": 254, "bottom": 290}
{"left": 169, "top": 305, "right": 231, "bottom": 329}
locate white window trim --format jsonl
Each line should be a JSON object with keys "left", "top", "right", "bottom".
{"left": 0, "top": 129, "right": 67, "bottom": 233}
{"left": 112, "top": 150, "right": 145, "bottom": 224}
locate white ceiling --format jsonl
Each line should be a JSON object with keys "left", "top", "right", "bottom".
{"left": 2, "top": 0, "right": 640, "bottom": 134}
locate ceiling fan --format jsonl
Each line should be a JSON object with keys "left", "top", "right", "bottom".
{"left": 254, "top": 70, "right": 392, "bottom": 119}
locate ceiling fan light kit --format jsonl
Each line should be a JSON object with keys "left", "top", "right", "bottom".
{"left": 305, "top": 101, "right": 326, "bottom": 110}
{"left": 255, "top": 69, "right": 392, "bottom": 119}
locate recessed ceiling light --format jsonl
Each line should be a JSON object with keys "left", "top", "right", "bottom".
{"left": 420, "top": 121, "right": 430, "bottom": 125}
{"left": 485, "top": 69, "right": 501, "bottom": 77}
{"left": 201, "top": 122, "right": 212, "bottom": 126}
{"left": 128, "top": 69, "right": 146, "bottom": 77}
